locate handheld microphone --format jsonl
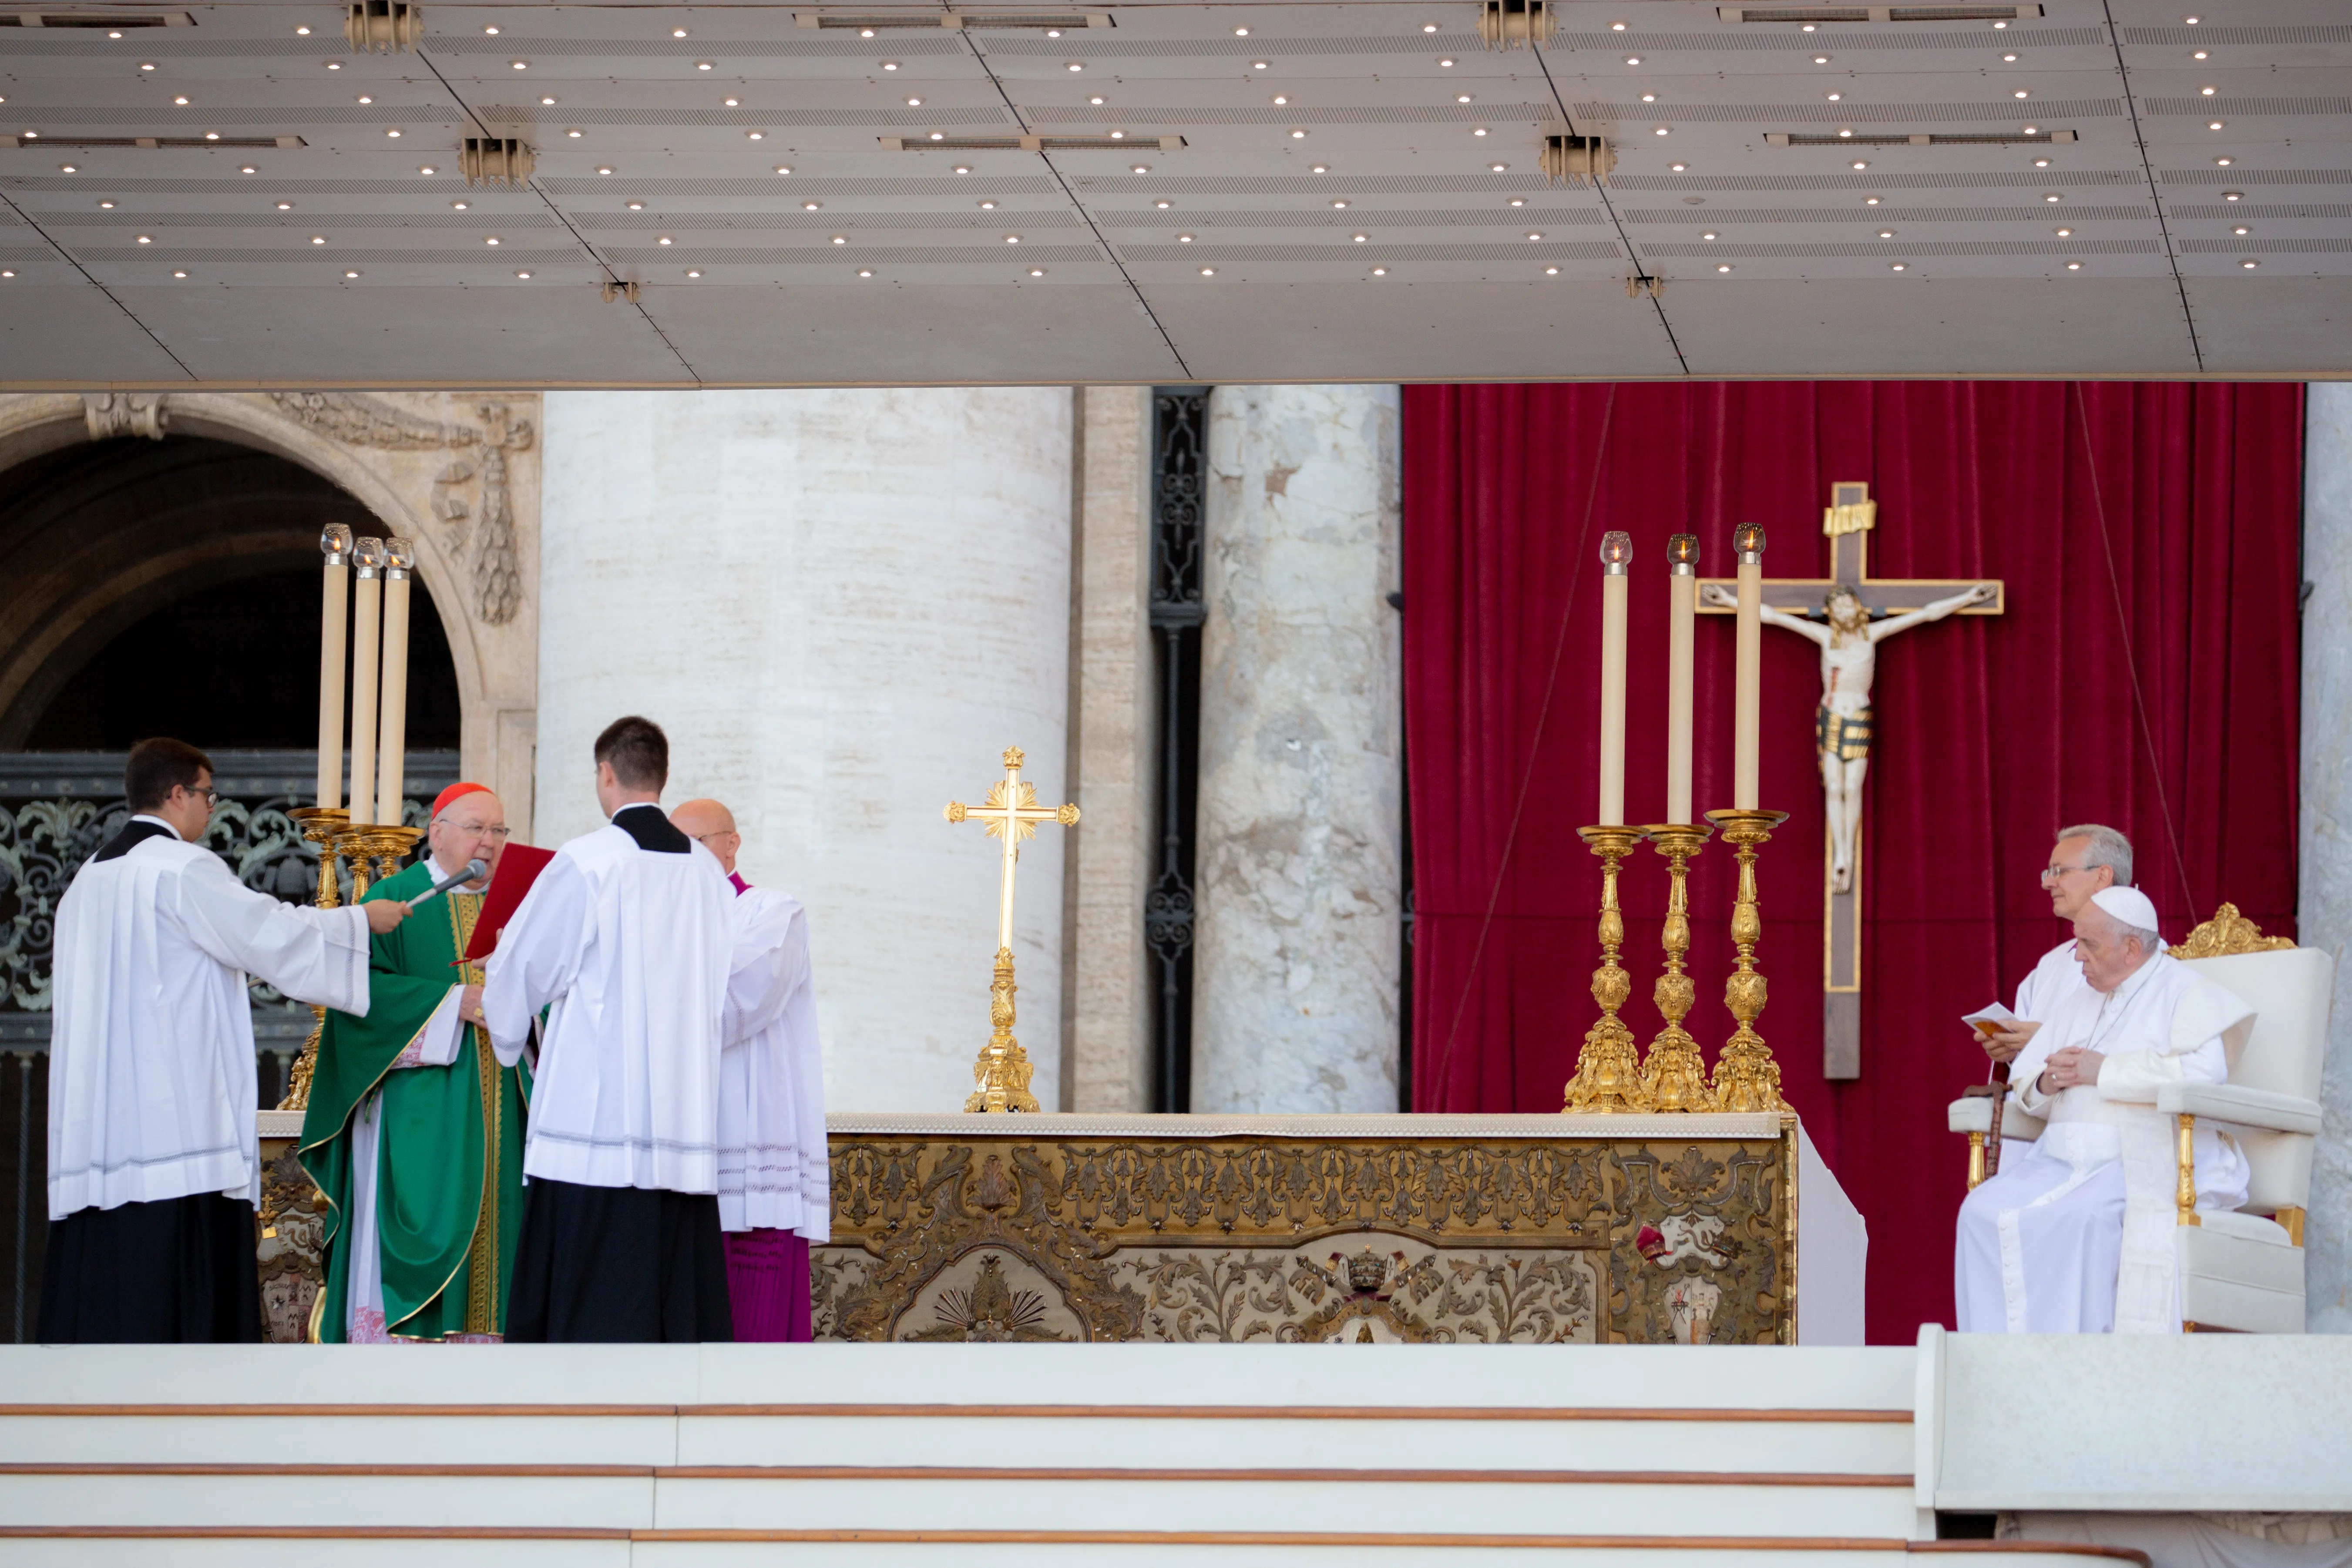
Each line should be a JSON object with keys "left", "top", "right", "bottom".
{"left": 406, "top": 857, "right": 490, "bottom": 908}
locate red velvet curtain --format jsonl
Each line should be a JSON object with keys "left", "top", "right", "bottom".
{"left": 1403, "top": 381, "right": 2304, "bottom": 1344}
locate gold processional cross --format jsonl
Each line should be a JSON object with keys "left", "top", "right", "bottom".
{"left": 944, "top": 746, "right": 1079, "bottom": 1112}
{"left": 1699, "top": 481, "right": 2004, "bottom": 1081}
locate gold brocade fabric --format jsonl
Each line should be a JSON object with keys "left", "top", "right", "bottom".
{"left": 445, "top": 892, "right": 501, "bottom": 1337}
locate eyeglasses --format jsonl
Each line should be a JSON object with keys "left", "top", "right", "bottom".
{"left": 689, "top": 830, "right": 739, "bottom": 845}
{"left": 436, "top": 820, "right": 512, "bottom": 840}
{"left": 180, "top": 784, "right": 220, "bottom": 807}
{"left": 2040, "top": 863, "right": 2090, "bottom": 885}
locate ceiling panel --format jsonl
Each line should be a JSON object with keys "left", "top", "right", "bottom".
{"left": 0, "top": 0, "right": 2345, "bottom": 386}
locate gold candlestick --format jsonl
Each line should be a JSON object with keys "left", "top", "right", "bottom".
{"left": 1639, "top": 823, "right": 1717, "bottom": 1112}
{"left": 1562, "top": 824, "right": 1653, "bottom": 1113}
{"left": 342, "top": 823, "right": 423, "bottom": 896}
{"left": 278, "top": 805, "right": 349, "bottom": 1111}
{"left": 1704, "top": 807, "right": 1792, "bottom": 1112}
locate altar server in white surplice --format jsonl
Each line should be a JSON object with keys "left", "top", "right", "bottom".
{"left": 41, "top": 738, "right": 406, "bottom": 1343}
{"left": 482, "top": 716, "right": 737, "bottom": 1342}
{"left": 671, "top": 798, "right": 828, "bottom": 1343}
{"left": 1956, "top": 886, "right": 2254, "bottom": 1336}
{"left": 1978, "top": 825, "right": 2136, "bottom": 1168}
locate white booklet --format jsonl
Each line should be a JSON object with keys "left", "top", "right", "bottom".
{"left": 1960, "top": 1002, "right": 2023, "bottom": 1038}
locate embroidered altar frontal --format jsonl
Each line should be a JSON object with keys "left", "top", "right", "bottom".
{"left": 814, "top": 1113, "right": 1816, "bottom": 1346}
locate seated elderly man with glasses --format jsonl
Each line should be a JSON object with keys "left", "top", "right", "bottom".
{"left": 303, "top": 782, "right": 529, "bottom": 1342}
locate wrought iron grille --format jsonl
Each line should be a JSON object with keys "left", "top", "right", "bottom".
{"left": 0, "top": 749, "right": 457, "bottom": 1341}
{"left": 1147, "top": 388, "right": 1209, "bottom": 1114}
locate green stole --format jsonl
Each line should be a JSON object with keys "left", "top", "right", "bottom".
{"left": 300, "top": 858, "right": 529, "bottom": 1341}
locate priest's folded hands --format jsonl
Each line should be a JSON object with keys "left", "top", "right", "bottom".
{"left": 2035, "top": 1045, "right": 2104, "bottom": 1093}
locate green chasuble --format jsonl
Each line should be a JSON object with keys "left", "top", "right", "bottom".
{"left": 300, "top": 859, "right": 528, "bottom": 1341}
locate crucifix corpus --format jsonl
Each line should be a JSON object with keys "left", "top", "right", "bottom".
{"left": 1700, "top": 482, "right": 2003, "bottom": 1081}
{"left": 944, "top": 746, "right": 1079, "bottom": 1113}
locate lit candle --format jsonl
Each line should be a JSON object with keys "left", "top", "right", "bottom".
{"left": 373, "top": 536, "right": 415, "bottom": 830}
{"left": 348, "top": 537, "right": 386, "bottom": 826}
{"left": 1597, "top": 531, "right": 1632, "bottom": 826}
{"left": 1666, "top": 532, "right": 1698, "bottom": 824}
{"left": 315, "top": 525, "right": 352, "bottom": 810}
{"left": 1732, "top": 522, "right": 1767, "bottom": 811}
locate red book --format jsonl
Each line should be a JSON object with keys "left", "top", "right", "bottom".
{"left": 460, "top": 843, "right": 555, "bottom": 962}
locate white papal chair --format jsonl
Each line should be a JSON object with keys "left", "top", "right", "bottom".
{"left": 1948, "top": 904, "right": 2332, "bottom": 1334}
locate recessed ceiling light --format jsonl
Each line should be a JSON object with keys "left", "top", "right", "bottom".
{"left": 1716, "top": 263, "right": 1731, "bottom": 272}
{"left": 570, "top": 129, "right": 584, "bottom": 138}
{"left": 541, "top": 95, "right": 557, "bottom": 105}
{"left": 2002, "top": 52, "right": 2017, "bottom": 62}
{"left": 388, "top": 128, "right": 403, "bottom": 138}
{"left": 1865, "top": 195, "right": 1881, "bottom": 205}
{"left": 2054, "top": 225, "right": 2071, "bottom": 236}
{"left": 1611, "top": 20, "right": 1627, "bottom": 30}
{"left": 1472, "top": 126, "right": 1487, "bottom": 136}
{"left": 1654, "top": 127, "right": 1669, "bottom": 136}
{"left": 1825, "top": 91, "right": 1842, "bottom": 101}
{"left": 831, "top": 235, "right": 847, "bottom": 244}
{"left": 1, "top": 270, "right": 14, "bottom": 278}
{"left": 1092, "top": 95, "right": 1106, "bottom": 104}
{"left": 806, "top": 199, "right": 824, "bottom": 210}
{"left": 512, "top": 60, "right": 528, "bottom": 70}
{"left": 1178, "top": 232, "right": 1193, "bottom": 242}
{"left": 1702, "top": 230, "right": 1718, "bottom": 240}
{"left": 1200, "top": 266, "right": 1215, "bottom": 275}
{"left": 1543, "top": 265, "right": 1558, "bottom": 275}
{"left": 344, "top": 268, "right": 361, "bottom": 277}
{"left": 1669, "top": 161, "right": 1687, "bottom": 172}
{"left": 2209, "top": 120, "right": 2225, "bottom": 130}
{"left": 674, "top": 26, "right": 689, "bottom": 36}
{"left": 858, "top": 267, "right": 874, "bottom": 276}
{"left": 1157, "top": 199, "right": 1173, "bottom": 209}
{"left": 1890, "top": 262, "right": 1907, "bottom": 270}
{"left": 2223, "top": 190, "right": 2243, "bottom": 201}
{"left": 2215, "top": 156, "right": 2234, "bottom": 165}
{"left": 276, "top": 199, "right": 293, "bottom": 210}
{"left": 860, "top": 26, "right": 874, "bottom": 35}
{"left": 60, "top": 163, "right": 78, "bottom": 173}
{"left": 2241, "top": 257, "right": 2258, "bottom": 268}
{"left": 1373, "top": 266, "right": 1388, "bottom": 275}
{"left": 2066, "top": 260, "right": 2082, "bottom": 270}
{"left": 245, "top": 165, "right": 260, "bottom": 174}
{"left": 1045, "top": 27, "right": 1060, "bottom": 36}
{"left": 172, "top": 269, "right": 188, "bottom": 278}
{"left": 1273, "top": 95, "right": 1288, "bottom": 105}
{"left": 2033, "top": 157, "right": 2052, "bottom": 168}
{"left": 1234, "top": 24, "right": 1249, "bottom": 34}
{"left": 723, "top": 96, "right": 738, "bottom": 107}
{"left": 1028, "top": 266, "right": 1045, "bottom": 276}
{"left": 1525, "top": 230, "right": 1542, "bottom": 240}
{"left": 1067, "top": 60, "right": 1082, "bottom": 71}
{"left": 1505, "top": 198, "right": 1522, "bottom": 207}
{"left": 294, "top": 23, "right": 309, "bottom": 33}
{"left": 655, "top": 235, "right": 670, "bottom": 245}
{"left": 626, "top": 201, "right": 642, "bottom": 210}
{"left": 907, "top": 96, "right": 922, "bottom": 106}
{"left": 326, "top": 60, "right": 341, "bottom": 69}
{"left": 1878, "top": 228, "right": 1895, "bottom": 238}
{"left": 687, "top": 267, "right": 703, "bottom": 276}
{"left": 2233, "top": 224, "right": 2249, "bottom": 235}
{"left": 1640, "top": 93, "right": 1656, "bottom": 103}
{"left": 1005, "top": 234, "right": 1021, "bottom": 243}
{"left": 2014, "top": 89, "right": 2029, "bottom": 99}
{"left": 2201, "top": 86, "right": 2216, "bottom": 96}
{"left": 2193, "top": 49, "right": 2208, "bottom": 59}
{"left": 1626, "top": 55, "right": 1640, "bottom": 65}
{"left": 1440, "top": 57, "right": 1455, "bottom": 67}
{"left": 1851, "top": 160, "right": 1868, "bottom": 169}
{"left": 2044, "top": 192, "right": 2062, "bottom": 201}
{"left": 1312, "top": 164, "right": 1329, "bottom": 174}
{"left": 1458, "top": 94, "right": 1473, "bottom": 104}
{"left": 487, "top": 235, "right": 506, "bottom": 245}
{"left": 2185, "top": 13, "right": 2200, "bottom": 22}
{"left": 1422, "top": 21, "right": 1438, "bottom": 31}
{"left": 746, "top": 131, "right": 763, "bottom": 139}
{"left": 139, "top": 60, "right": 155, "bottom": 71}
{"left": 954, "top": 164, "right": 972, "bottom": 174}
{"left": 1353, "top": 232, "right": 1368, "bottom": 242}
{"left": 309, "top": 234, "right": 325, "bottom": 244}
{"left": 778, "top": 165, "right": 794, "bottom": 175}
{"left": 1252, "top": 60, "right": 1268, "bottom": 70}
{"left": 1294, "top": 129, "right": 1309, "bottom": 138}
{"left": 98, "top": 198, "right": 115, "bottom": 209}
{"left": 135, "top": 234, "right": 152, "bottom": 244}
{"left": 883, "top": 60, "right": 898, "bottom": 70}
{"left": 1489, "top": 162, "right": 1507, "bottom": 172}
{"left": 515, "top": 269, "right": 534, "bottom": 278}
{"left": 173, "top": 95, "right": 189, "bottom": 105}
{"left": 696, "top": 60, "right": 713, "bottom": 70}
{"left": 1132, "top": 164, "right": 1150, "bottom": 174}
{"left": 1813, "top": 54, "right": 1830, "bottom": 64}
{"left": 598, "top": 165, "right": 616, "bottom": 175}
{"left": 484, "top": 24, "right": 499, "bottom": 34}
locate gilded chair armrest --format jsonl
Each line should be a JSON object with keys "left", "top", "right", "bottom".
{"left": 2153, "top": 1082, "right": 2322, "bottom": 1135}
{"left": 1949, "top": 1097, "right": 1994, "bottom": 1135}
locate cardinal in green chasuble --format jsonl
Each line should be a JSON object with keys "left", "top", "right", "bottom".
{"left": 300, "top": 784, "right": 528, "bottom": 1342}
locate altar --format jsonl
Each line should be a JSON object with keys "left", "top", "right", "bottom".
{"left": 812, "top": 1111, "right": 1864, "bottom": 1346}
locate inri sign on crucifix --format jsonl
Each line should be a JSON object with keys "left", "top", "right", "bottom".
{"left": 944, "top": 746, "right": 1079, "bottom": 1113}
{"left": 1700, "top": 482, "right": 2003, "bottom": 1081}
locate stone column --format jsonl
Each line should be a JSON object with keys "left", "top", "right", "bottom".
{"left": 2300, "top": 381, "right": 2352, "bottom": 1333}
{"left": 537, "top": 389, "right": 1074, "bottom": 1113}
{"left": 1065, "top": 386, "right": 1159, "bottom": 1111}
{"left": 1191, "top": 385, "right": 1403, "bottom": 1113}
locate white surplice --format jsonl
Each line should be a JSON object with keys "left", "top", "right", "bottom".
{"left": 1956, "top": 950, "right": 2253, "bottom": 1335}
{"left": 47, "top": 816, "right": 373, "bottom": 1219}
{"left": 717, "top": 882, "right": 829, "bottom": 1241}
{"left": 1993, "top": 937, "right": 2090, "bottom": 1165}
{"left": 480, "top": 807, "right": 735, "bottom": 1192}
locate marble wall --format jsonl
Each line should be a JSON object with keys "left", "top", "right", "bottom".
{"left": 537, "top": 389, "right": 1075, "bottom": 1114}
{"left": 2300, "top": 381, "right": 2352, "bottom": 1333}
{"left": 1190, "top": 384, "right": 1404, "bottom": 1114}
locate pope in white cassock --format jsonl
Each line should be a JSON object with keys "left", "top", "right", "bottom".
{"left": 671, "top": 799, "right": 829, "bottom": 1343}
{"left": 481, "top": 715, "right": 737, "bottom": 1341}
{"left": 1976, "top": 824, "right": 2137, "bottom": 1168}
{"left": 41, "top": 739, "right": 409, "bottom": 1343}
{"left": 1955, "top": 885, "right": 2254, "bottom": 1335}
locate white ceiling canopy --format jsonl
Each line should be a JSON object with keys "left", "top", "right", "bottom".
{"left": 0, "top": 0, "right": 2345, "bottom": 387}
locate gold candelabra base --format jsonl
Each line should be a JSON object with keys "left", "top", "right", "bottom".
{"left": 1562, "top": 824, "right": 1653, "bottom": 1114}
{"left": 276, "top": 813, "right": 418, "bottom": 1112}
{"left": 1639, "top": 822, "right": 1718, "bottom": 1113}
{"left": 1704, "top": 807, "right": 1792, "bottom": 1114}
{"left": 966, "top": 946, "right": 1041, "bottom": 1114}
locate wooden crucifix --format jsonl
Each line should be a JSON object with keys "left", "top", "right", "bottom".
{"left": 944, "top": 745, "right": 1079, "bottom": 1112}
{"left": 1699, "top": 482, "right": 2003, "bottom": 1081}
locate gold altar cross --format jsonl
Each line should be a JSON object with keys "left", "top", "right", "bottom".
{"left": 1700, "top": 482, "right": 2004, "bottom": 1081}
{"left": 944, "top": 746, "right": 1079, "bottom": 1112}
